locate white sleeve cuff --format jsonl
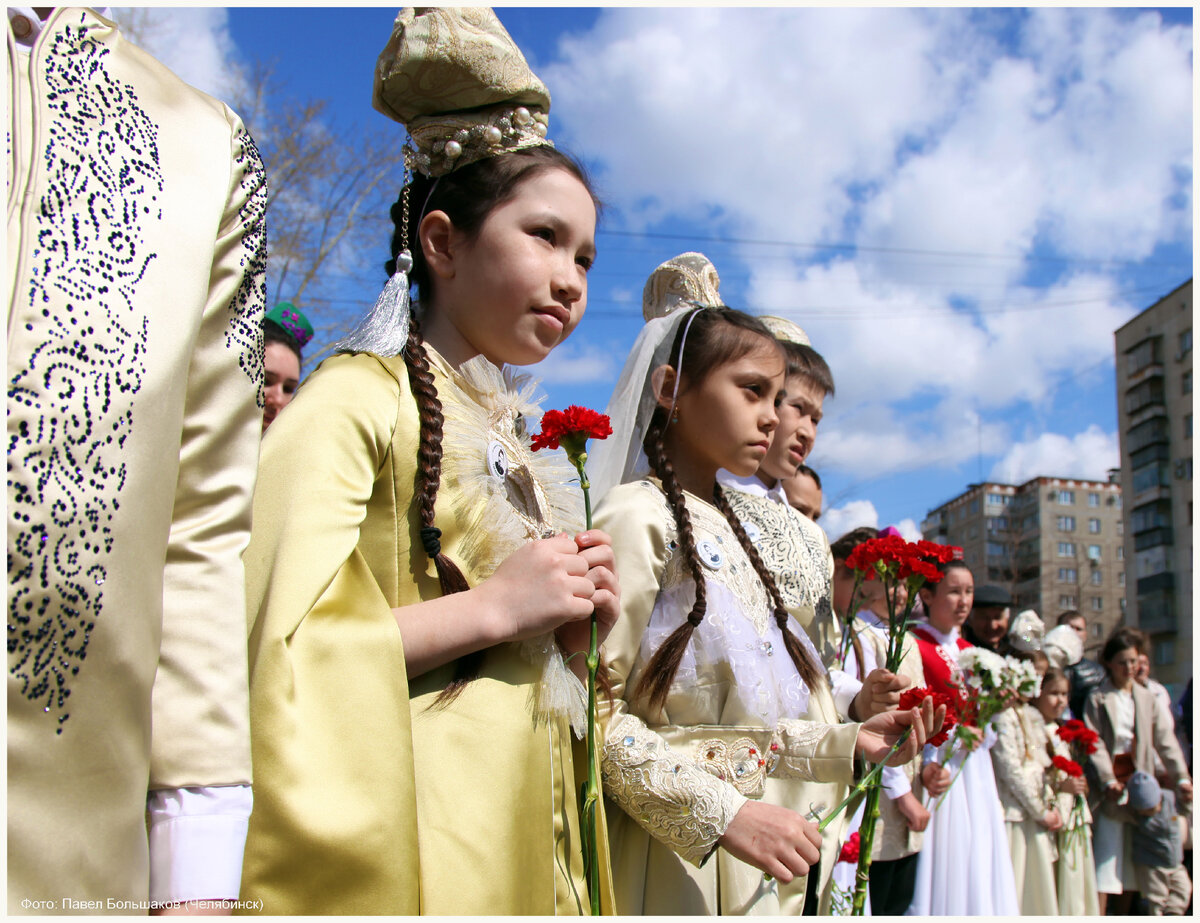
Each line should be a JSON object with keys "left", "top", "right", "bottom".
{"left": 147, "top": 785, "right": 252, "bottom": 904}
{"left": 828, "top": 668, "right": 862, "bottom": 721}
{"left": 881, "top": 765, "right": 912, "bottom": 800}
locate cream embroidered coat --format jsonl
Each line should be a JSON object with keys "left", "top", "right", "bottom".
{"left": 597, "top": 480, "right": 859, "bottom": 916}
{"left": 7, "top": 8, "right": 265, "bottom": 910}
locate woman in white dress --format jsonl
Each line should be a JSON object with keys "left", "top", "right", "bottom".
{"left": 906, "top": 559, "right": 1020, "bottom": 915}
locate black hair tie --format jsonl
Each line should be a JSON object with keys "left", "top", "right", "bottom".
{"left": 420, "top": 525, "right": 442, "bottom": 556}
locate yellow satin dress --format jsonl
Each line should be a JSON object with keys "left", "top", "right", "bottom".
{"left": 240, "top": 348, "right": 612, "bottom": 914}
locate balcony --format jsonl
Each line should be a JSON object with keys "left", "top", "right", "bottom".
{"left": 1134, "top": 528, "right": 1175, "bottom": 551}
{"left": 1139, "top": 607, "right": 1178, "bottom": 634}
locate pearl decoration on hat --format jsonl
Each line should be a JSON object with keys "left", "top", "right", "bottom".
{"left": 513, "top": 106, "right": 531, "bottom": 126}
{"left": 484, "top": 125, "right": 503, "bottom": 145}
{"left": 444, "top": 139, "right": 462, "bottom": 159}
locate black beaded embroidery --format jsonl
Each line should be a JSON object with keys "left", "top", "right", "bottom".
{"left": 7, "top": 15, "right": 162, "bottom": 733}
{"left": 223, "top": 127, "right": 268, "bottom": 407}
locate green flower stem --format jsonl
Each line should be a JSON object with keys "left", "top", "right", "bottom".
{"left": 570, "top": 451, "right": 600, "bottom": 915}
{"left": 850, "top": 779, "right": 882, "bottom": 915}
{"left": 816, "top": 728, "right": 912, "bottom": 832}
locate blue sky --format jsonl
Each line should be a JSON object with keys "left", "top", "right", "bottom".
{"left": 117, "top": 6, "right": 1194, "bottom": 541}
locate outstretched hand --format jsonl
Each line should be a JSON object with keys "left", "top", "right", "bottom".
{"left": 856, "top": 697, "right": 946, "bottom": 766}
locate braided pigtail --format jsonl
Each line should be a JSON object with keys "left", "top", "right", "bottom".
{"left": 402, "top": 312, "right": 484, "bottom": 702}
{"left": 711, "top": 485, "right": 826, "bottom": 694}
{"left": 631, "top": 411, "right": 710, "bottom": 712}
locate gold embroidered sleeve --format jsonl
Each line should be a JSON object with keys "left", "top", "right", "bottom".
{"left": 769, "top": 717, "right": 859, "bottom": 786}
{"left": 602, "top": 714, "right": 747, "bottom": 867}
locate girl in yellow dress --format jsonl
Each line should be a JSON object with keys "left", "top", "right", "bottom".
{"left": 240, "top": 9, "right": 617, "bottom": 914}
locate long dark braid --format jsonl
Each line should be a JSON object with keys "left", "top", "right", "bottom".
{"left": 632, "top": 409, "right": 710, "bottom": 711}
{"left": 711, "top": 486, "right": 826, "bottom": 693}
{"left": 401, "top": 312, "right": 484, "bottom": 701}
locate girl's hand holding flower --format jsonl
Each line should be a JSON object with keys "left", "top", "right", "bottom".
{"left": 1059, "top": 774, "right": 1087, "bottom": 797}
{"left": 1040, "top": 808, "right": 1063, "bottom": 832}
{"left": 851, "top": 668, "right": 910, "bottom": 719}
{"left": 555, "top": 530, "right": 620, "bottom": 675}
{"left": 855, "top": 699, "right": 946, "bottom": 766}
{"left": 921, "top": 762, "right": 951, "bottom": 796}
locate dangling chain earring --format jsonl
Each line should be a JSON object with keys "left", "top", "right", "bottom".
{"left": 331, "top": 143, "right": 416, "bottom": 357}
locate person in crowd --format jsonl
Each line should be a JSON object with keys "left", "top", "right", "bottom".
{"left": 240, "top": 9, "right": 617, "bottom": 913}
{"left": 1137, "top": 649, "right": 1177, "bottom": 727}
{"left": 589, "top": 281, "right": 941, "bottom": 914}
{"left": 830, "top": 526, "right": 880, "bottom": 621}
{"left": 262, "top": 302, "right": 313, "bottom": 432}
{"left": 1059, "top": 610, "right": 1106, "bottom": 720}
{"left": 708, "top": 302, "right": 905, "bottom": 912}
{"left": 1085, "top": 626, "right": 1192, "bottom": 914}
{"left": 1126, "top": 770, "right": 1192, "bottom": 915}
{"left": 1036, "top": 663, "right": 1101, "bottom": 915}
{"left": 990, "top": 622, "right": 1062, "bottom": 916}
{"left": 908, "top": 558, "right": 1020, "bottom": 915}
{"left": 8, "top": 7, "right": 266, "bottom": 912}
{"left": 718, "top": 312, "right": 842, "bottom": 664}
{"left": 840, "top": 536, "right": 943, "bottom": 916}
{"left": 961, "top": 583, "right": 1014, "bottom": 653}
{"left": 783, "top": 463, "right": 823, "bottom": 521}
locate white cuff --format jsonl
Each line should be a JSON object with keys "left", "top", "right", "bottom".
{"left": 881, "top": 764, "right": 912, "bottom": 800}
{"left": 828, "top": 668, "right": 862, "bottom": 721}
{"left": 147, "top": 785, "right": 252, "bottom": 904}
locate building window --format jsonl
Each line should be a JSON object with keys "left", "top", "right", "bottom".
{"left": 1185, "top": 370, "right": 1193, "bottom": 395}
{"left": 1120, "top": 597, "right": 1126, "bottom": 613}
{"left": 1117, "top": 546, "right": 1124, "bottom": 560}
{"left": 1132, "top": 460, "right": 1170, "bottom": 494}
{"left": 1093, "top": 623, "right": 1104, "bottom": 637}
{"left": 986, "top": 493, "right": 1011, "bottom": 506}
{"left": 1057, "top": 542, "right": 1076, "bottom": 557}
{"left": 1090, "top": 569, "right": 1102, "bottom": 585}
{"left": 1126, "top": 337, "right": 1160, "bottom": 376}
{"left": 1088, "top": 518, "right": 1101, "bottom": 534}
{"left": 1059, "top": 594, "right": 1078, "bottom": 609}
{"left": 1091, "top": 597, "right": 1103, "bottom": 612}
{"left": 1126, "top": 378, "right": 1165, "bottom": 415}
{"left": 969, "top": 498, "right": 980, "bottom": 514}
{"left": 1088, "top": 544, "right": 1102, "bottom": 561}
{"left": 1128, "top": 416, "right": 1169, "bottom": 454}
{"left": 1058, "top": 490, "right": 1075, "bottom": 504}
{"left": 1155, "top": 644, "right": 1175, "bottom": 666}
{"left": 1182, "top": 328, "right": 1193, "bottom": 358}
{"left": 985, "top": 541, "right": 1007, "bottom": 557}
{"left": 1057, "top": 515, "right": 1076, "bottom": 531}
{"left": 1117, "top": 520, "right": 1124, "bottom": 536}
{"left": 1058, "top": 567, "right": 1077, "bottom": 582}
{"left": 1118, "top": 572, "right": 1125, "bottom": 587}
{"left": 986, "top": 516, "right": 1009, "bottom": 533}
{"left": 1115, "top": 494, "right": 1122, "bottom": 509}
{"left": 1088, "top": 492, "right": 1100, "bottom": 507}
{"left": 1187, "top": 414, "right": 1193, "bottom": 440}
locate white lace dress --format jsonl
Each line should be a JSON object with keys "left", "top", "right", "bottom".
{"left": 596, "top": 479, "right": 861, "bottom": 915}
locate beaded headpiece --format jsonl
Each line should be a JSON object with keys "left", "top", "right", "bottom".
{"left": 1007, "top": 609, "right": 1045, "bottom": 653}
{"left": 337, "top": 7, "right": 555, "bottom": 357}
{"left": 373, "top": 7, "right": 553, "bottom": 178}
{"left": 642, "top": 251, "right": 724, "bottom": 321}
{"left": 760, "top": 314, "right": 811, "bottom": 347}
{"left": 265, "top": 302, "right": 314, "bottom": 348}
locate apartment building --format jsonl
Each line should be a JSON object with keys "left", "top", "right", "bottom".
{"left": 1114, "top": 279, "right": 1192, "bottom": 693}
{"left": 921, "top": 477, "right": 1126, "bottom": 659}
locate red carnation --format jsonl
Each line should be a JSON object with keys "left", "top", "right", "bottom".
{"left": 1057, "top": 720, "right": 1099, "bottom": 755}
{"left": 531, "top": 406, "right": 612, "bottom": 456}
{"left": 838, "top": 832, "right": 861, "bottom": 864}
{"left": 1051, "top": 755, "right": 1083, "bottom": 778}
{"left": 899, "top": 686, "right": 959, "bottom": 747}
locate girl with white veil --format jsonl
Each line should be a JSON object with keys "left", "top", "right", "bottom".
{"left": 590, "top": 254, "right": 942, "bottom": 914}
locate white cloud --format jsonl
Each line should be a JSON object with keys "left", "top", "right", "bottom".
{"left": 820, "top": 499, "right": 880, "bottom": 543}
{"left": 110, "top": 9, "right": 244, "bottom": 105}
{"left": 988, "top": 425, "right": 1120, "bottom": 484}
{"left": 895, "top": 518, "right": 923, "bottom": 542}
{"left": 518, "top": 341, "right": 620, "bottom": 386}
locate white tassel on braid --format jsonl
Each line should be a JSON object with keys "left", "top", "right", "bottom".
{"left": 333, "top": 250, "right": 413, "bottom": 358}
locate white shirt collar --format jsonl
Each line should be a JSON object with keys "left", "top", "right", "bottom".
{"left": 914, "top": 619, "right": 959, "bottom": 646}
{"left": 717, "top": 468, "right": 788, "bottom": 505}
{"left": 855, "top": 609, "right": 887, "bottom": 632}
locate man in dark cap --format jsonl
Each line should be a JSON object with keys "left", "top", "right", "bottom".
{"left": 963, "top": 584, "right": 1014, "bottom": 654}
